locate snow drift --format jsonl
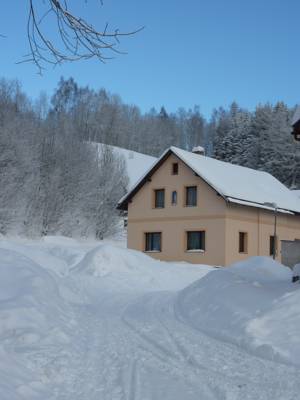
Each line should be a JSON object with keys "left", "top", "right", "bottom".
{"left": 0, "top": 237, "right": 211, "bottom": 399}
{"left": 1, "top": 237, "right": 300, "bottom": 399}
{"left": 0, "top": 247, "right": 76, "bottom": 399}
{"left": 176, "top": 256, "right": 300, "bottom": 365}
{"left": 72, "top": 243, "right": 212, "bottom": 293}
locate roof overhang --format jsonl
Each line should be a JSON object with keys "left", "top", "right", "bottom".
{"left": 226, "top": 197, "right": 295, "bottom": 215}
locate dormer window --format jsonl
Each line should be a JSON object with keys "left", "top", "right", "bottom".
{"left": 172, "top": 163, "right": 178, "bottom": 175}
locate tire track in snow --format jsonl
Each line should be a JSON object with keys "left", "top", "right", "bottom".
{"left": 127, "top": 359, "right": 138, "bottom": 400}
{"left": 122, "top": 298, "right": 223, "bottom": 400}
{"left": 153, "top": 298, "right": 210, "bottom": 372}
{"left": 123, "top": 292, "right": 280, "bottom": 400}
{"left": 122, "top": 316, "right": 180, "bottom": 363}
{"left": 124, "top": 292, "right": 221, "bottom": 376}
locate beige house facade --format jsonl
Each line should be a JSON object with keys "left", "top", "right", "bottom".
{"left": 118, "top": 147, "right": 300, "bottom": 266}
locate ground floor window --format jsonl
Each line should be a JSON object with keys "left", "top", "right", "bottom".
{"left": 145, "top": 232, "right": 161, "bottom": 252}
{"left": 239, "top": 232, "right": 248, "bottom": 253}
{"left": 187, "top": 231, "right": 205, "bottom": 251}
{"left": 269, "top": 235, "right": 277, "bottom": 256}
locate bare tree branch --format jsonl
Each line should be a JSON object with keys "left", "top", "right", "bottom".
{"left": 18, "top": 1, "right": 143, "bottom": 73}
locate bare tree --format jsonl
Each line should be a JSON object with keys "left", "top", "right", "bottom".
{"left": 19, "top": 1, "right": 142, "bottom": 73}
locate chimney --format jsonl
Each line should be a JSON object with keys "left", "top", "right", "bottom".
{"left": 192, "top": 146, "right": 205, "bottom": 156}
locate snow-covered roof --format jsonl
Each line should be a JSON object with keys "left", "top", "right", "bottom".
{"left": 118, "top": 146, "right": 300, "bottom": 214}
{"left": 291, "top": 190, "right": 300, "bottom": 200}
{"left": 292, "top": 105, "right": 300, "bottom": 126}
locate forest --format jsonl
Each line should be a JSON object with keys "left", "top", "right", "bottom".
{"left": 0, "top": 76, "right": 299, "bottom": 237}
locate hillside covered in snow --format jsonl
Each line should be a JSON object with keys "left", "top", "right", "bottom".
{"left": 1, "top": 237, "right": 300, "bottom": 399}
{"left": 97, "top": 143, "right": 157, "bottom": 188}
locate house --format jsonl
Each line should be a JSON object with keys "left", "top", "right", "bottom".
{"left": 292, "top": 105, "right": 300, "bottom": 141}
{"left": 117, "top": 147, "right": 300, "bottom": 266}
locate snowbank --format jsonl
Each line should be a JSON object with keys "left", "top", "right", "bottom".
{"left": 0, "top": 247, "right": 76, "bottom": 399}
{"left": 72, "top": 243, "right": 212, "bottom": 293}
{"left": 0, "top": 237, "right": 211, "bottom": 398}
{"left": 246, "top": 289, "right": 300, "bottom": 364}
{"left": 2, "top": 237, "right": 300, "bottom": 399}
{"left": 176, "top": 257, "right": 300, "bottom": 364}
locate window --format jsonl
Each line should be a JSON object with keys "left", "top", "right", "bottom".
{"left": 186, "top": 186, "right": 197, "bottom": 206}
{"left": 145, "top": 232, "right": 161, "bottom": 252}
{"left": 172, "top": 163, "right": 178, "bottom": 175}
{"left": 171, "top": 191, "right": 177, "bottom": 205}
{"left": 270, "top": 235, "right": 277, "bottom": 256}
{"left": 154, "top": 189, "right": 165, "bottom": 208}
{"left": 187, "top": 231, "right": 205, "bottom": 251}
{"left": 239, "top": 232, "right": 248, "bottom": 253}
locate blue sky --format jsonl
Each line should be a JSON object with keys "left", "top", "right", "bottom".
{"left": 1, "top": 0, "right": 299, "bottom": 117}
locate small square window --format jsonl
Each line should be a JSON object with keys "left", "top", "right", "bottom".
{"left": 186, "top": 186, "right": 197, "bottom": 206}
{"left": 239, "top": 232, "right": 248, "bottom": 253}
{"left": 187, "top": 231, "right": 205, "bottom": 251}
{"left": 172, "top": 163, "right": 178, "bottom": 175}
{"left": 145, "top": 232, "right": 161, "bottom": 252}
{"left": 154, "top": 189, "right": 165, "bottom": 208}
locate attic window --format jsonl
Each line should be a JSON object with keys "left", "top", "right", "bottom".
{"left": 172, "top": 163, "right": 178, "bottom": 175}
{"left": 154, "top": 189, "right": 165, "bottom": 208}
{"left": 186, "top": 186, "right": 197, "bottom": 207}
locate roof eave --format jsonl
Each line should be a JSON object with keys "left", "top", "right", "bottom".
{"left": 226, "top": 196, "right": 298, "bottom": 215}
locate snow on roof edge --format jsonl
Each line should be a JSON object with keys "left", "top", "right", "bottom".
{"left": 227, "top": 197, "right": 294, "bottom": 215}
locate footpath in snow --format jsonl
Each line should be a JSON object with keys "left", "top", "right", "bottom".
{"left": 0, "top": 236, "right": 300, "bottom": 400}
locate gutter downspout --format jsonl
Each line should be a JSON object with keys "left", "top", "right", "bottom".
{"left": 257, "top": 208, "right": 260, "bottom": 256}
{"left": 224, "top": 196, "right": 230, "bottom": 265}
{"left": 273, "top": 207, "right": 278, "bottom": 260}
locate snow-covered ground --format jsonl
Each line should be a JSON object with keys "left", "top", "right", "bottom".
{"left": 1, "top": 237, "right": 300, "bottom": 399}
